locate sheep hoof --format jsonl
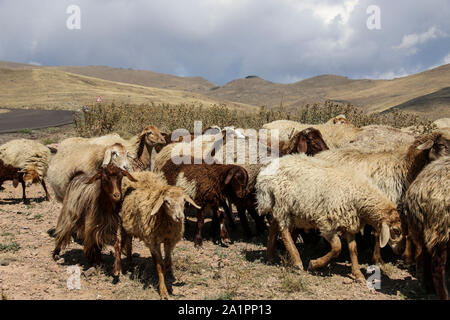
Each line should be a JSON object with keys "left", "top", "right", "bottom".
{"left": 308, "top": 260, "right": 319, "bottom": 271}
{"left": 160, "top": 291, "right": 169, "bottom": 300}
{"left": 220, "top": 238, "right": 232, "bottom": 247}
{"left": 354, "top": 273, "right": 366, "bottom": 283}
{"left": 372, "top": 257, "right": 385, "bottom": 265}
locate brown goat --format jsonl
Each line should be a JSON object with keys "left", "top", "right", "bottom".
{"left": 0, "top": 159, "right": 50, "bottom": 203}
{"left": 161, "top": 159, "right": 248, "bottom": 247}
{"left": 52, "top": 164, "right": 136, "bottom": 275}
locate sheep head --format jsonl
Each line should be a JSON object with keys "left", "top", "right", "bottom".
{"left": 224, "top": 166, "right": 248, "bottom": 199}
{"left": 150, "top": 187, "right": 200, "bottom": 222}
{"left": 19, "top": 166, "right": 40, "bottom": 187}
{"left": 102, "top": 143, "right": 130, "bottom": 171}
{"left": 326, "top": 114, "right": 353, "bottom": 126}
{"left": 379, "top": 208, "right": 404, "bottom": 254}
{"left": 281, "top": 127, "right": 329, "bottom": 156}
{"left": 426, "top": 131, "right": 450, "bottom": 161}
{"left": 139, "top": 125, "right": 166, "bottom": 148}
{"left": 87, "top": 164, "right": 137, "bottom": 203}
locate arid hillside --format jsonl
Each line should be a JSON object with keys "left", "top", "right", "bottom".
{"left": 0, "top": 67, "right": 256, "bottom": 112}
{"left": 1, "top": 60, "right": 449, "bottom": 119}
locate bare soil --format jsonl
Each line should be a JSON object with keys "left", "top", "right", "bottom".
{"left": 0, "top": 128, "right": 439, "bottom": 300}
{"left": 1, "top": 185, "right": 439, "bottom": 301}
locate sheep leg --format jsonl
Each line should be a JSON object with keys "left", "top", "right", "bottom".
{"left": 247, "top": 206, "right": 267, "bottom": 234}
{"left": 194, "top": 208, "right": 205, "bottom": 247}
{"left": 372, "top": 231, "right": 385, "bottom": 265}
{"left": 290, "top": 229, "right": 301, "bottom": 244}
{"left": 20, "top": 180, "right": 28, "bottom": 204}
{"left": 345, "top": 233, "right": 365, "bottom": 282}
{"left": 431, "top": 245, "right": 448, "bottom": 300}
{"left": 163, "top": 243, "right": 174, "bottom": 278}
{"left": 236, "top": 204, "right": 253, "bottom": 238}
{"left": 41, "top": 180, "right": 51, "bottom": 201}
{"left": 402, "top": 235, "right": 414, "bottom": 265}
{"left": 415, "top": 243, "right": 427, "bottom": 284}
{"left": 120, "top": 229, "right": 133, "bottom": 265}
{"left": 150, "top": 247, "right": 169, "bottom": 300}
{"left": 267, "top": 219, "right": 279, "bottom": 263}
{"left": 113, "top": 236, "right": 122, "bottom": 276}
{"left": 308, "top": 233, "right": 341, "bottom": 271}
{"left": 280, "top": 228, "right": 304, "bottom": 271}
{"left": 217, "top": 208, "right": 232, "bottom": 246}
{"left": 84, "top": 243, "right": 103, "bottom": 266}
{"left": 221, "top": 199, "right": 236, "bottom": 229}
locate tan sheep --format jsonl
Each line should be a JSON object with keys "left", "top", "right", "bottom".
{"left": 119, "top": 171, "right": 199, "bottom": 299}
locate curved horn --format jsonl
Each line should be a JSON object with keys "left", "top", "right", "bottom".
{"left": 185, "top": 195, "right": 201, "bottom": 209}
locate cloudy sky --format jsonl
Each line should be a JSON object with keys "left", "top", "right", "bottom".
{"left": 0, "top": 0, "right": 449, "bottom": 84}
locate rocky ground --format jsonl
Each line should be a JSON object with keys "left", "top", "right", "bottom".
{"left": 0, "top": 127, "right": 442, "bottom": 300}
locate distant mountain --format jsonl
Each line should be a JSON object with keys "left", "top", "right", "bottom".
{"left": 1, "top": 60, "right": 449, "bottom": 119}
{"left": 383, "top": 87, "right": 450, "bottom": 119}
{"left": 204, "top": 65, "right": 450, "bottom": 119}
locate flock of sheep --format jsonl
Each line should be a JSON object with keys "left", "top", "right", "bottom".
{"left": 0, "top": 115, "right": 449, "bottom": 300}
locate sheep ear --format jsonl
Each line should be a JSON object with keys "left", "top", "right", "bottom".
{"left": 224, "top": 168, "right": 237, "bottom": 185}
{"left": 296, "top": 135, "right": 308, "bottom": 154}
{"left": 287, "top": 128, "right": 295, "bottom": 140}
{"left": 417, "top": 140, "right": 433, "bottom": 150}
{"left": 86, "top": 172, "right": 102, "bottom": 184}
{"left": 102, "top": 149, "right": 113, "bottom": 167}
{"left": 13, "top": 178, "right": 19, "bottom": 188}
{"left": 151, "top": 196, "right": 165, "bottom": 216}
{"left": 380, "top": 222, "right": 390, "bottom": 248}
{"left": 184, "top": 195, "right": 201, "bottom": 209}
{"left": 121, "top": 169, "right": 137, "bottom": 182}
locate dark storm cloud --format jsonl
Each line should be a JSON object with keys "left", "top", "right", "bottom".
{"left": 0, "top": 0, "right": 449, "bottom": 84}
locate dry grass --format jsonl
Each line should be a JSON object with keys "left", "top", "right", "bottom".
{"left": 0, "top": 68, "right": 257, "bottom": 112}
{"left": 74, "top": 100, "right": 436, "bottom": 137}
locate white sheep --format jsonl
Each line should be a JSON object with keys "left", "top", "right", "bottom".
{"left": 0, "top": 139, "right": 51, "bottom": 202}
{"left": 119, "top": 171, "right": 200, "bottom": 299}
{"left": 153, "top": 127, "right": 245, "bottom": 172}
{"left": 47, "top": 143, "right": 130, "bottom": 202}
{"left": 344, "top": 124, "right": 415, "bottom": 151}
{"left": 255, "top": 154, "right": 403, "bottom": 282}
{"left": 57, "top": 125, "right": 166, "bottom": 171}
{"left": 433, "top": 118, "right": 450, "bottom": 129}
{"left": 315, "top": 130, "right": 450, "bottom": 263}
{"left": 401, "top": 156, "right": 450, "bottom": 300}
{"left": 262, "top": 118, "right": 361, "bottom": 148}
